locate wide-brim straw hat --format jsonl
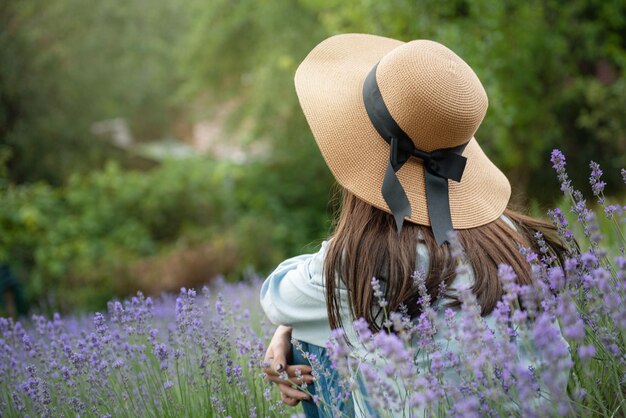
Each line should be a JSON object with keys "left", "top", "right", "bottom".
{"left": 295, "top": 34, "right": 510, "bottom": 233}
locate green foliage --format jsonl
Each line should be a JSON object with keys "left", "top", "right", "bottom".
{"left": 0, "top": 0, "right": 192, "bottom": 184}
{"left": 181, "top": 0, "right": 626, "bottom": 201}
{"left": 0, "top": 157, "right": 331, "bottom": 313}
{"left": 3, "top": 0, "right": 625, "bottom": 192}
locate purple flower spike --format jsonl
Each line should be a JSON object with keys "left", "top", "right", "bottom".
{"left": 550, "top": 149, "right": 566, "bottom": 171}
{"left": 371, "top": 277, "right": 388, "bottom": 309}
{"left": 547, "top": 208, "right": 576, "bottom": 245}
{"left": 547, "top": 267, "right": 565, "bottom": 291}
{"left": 604, "top": 204, "right": 620, "bottom": 219}
{"left": 550, "top": 149, "right": 572, "bottom": 194}
{"left": 353, "top": 318, "right": 372, "bottom": 343}
{"left": 589, "top": 161, "right": 606, "bottom": 197}
{"left": 556, "top": 291, "right": 585, "bottom": 342}
{"left": 93, "top": 313, "right": 108, "bottom": 337}
{"left": 580, "top": 251, "right": 598, "bottom": 269}
{"left": 577, "top": 344, "right": 596, "bottom": 362}
{"left": 548, "top": 208, "right": 568, "bottom": 229}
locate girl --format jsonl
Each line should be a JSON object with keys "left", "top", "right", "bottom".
{"left": 260, "top": 34, "right": 569, "bottom": 417}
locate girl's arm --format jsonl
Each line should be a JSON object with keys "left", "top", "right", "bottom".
{"left": 260, "top": 242, "right": 331, "bottom": 328}
{"left": 260, "top": 243, "right": 339, "bottom": 407}
{"left": 263, "top": 325, "right": 314, "bottom": 406}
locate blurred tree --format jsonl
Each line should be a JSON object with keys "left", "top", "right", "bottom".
{"left": 0, "top": 0, "right": 192, "bottom": 185}
{"left": 401, "top": 0, "right": 626, "bottom": 201}
{"left": 3, "top": 0, "right": 623, "bottom": 195}
{"left": 180, "top": 0, "right": 337, "bottom": 249}
{"left": 181, "top": 0, "right": 625, "bottom": 204}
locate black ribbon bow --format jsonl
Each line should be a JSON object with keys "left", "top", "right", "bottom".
{"left": 362, "top": 63, "right": 468, "bottom": 246}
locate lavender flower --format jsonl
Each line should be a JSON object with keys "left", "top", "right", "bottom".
{"left": 577, "top": 344, "right": 596, "bottom": 362}
{"left": 550, "top": 149, "right": 572, "bottom": 194}
{"left": 589, "top": 161, "right": 606, "bottom": 197}
{"left": 371, "top": 277, "right": 388, "bottom": 309}
{"left": 547, "top": 208, "right": 575, "bottom": 245}
{"left": 93, "top": 312, "right": 106, "bottom": 332}
{"left": 556, "top": 291, "right": 585, "bottom": 342}
{"left": 353, "top": 318, "right": 372, "bottom": 343}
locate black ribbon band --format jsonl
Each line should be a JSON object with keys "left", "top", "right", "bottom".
{"left": 362, "top": 63, "right": 468, "bottom": 246}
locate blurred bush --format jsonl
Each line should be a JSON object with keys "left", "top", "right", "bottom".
{"left": 0, "top": 157, "right": 332, "bottom": 313}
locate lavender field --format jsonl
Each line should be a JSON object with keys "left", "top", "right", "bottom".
{"left": 0, "top": 279, "right": 294, "bottom": 417}
{"left": 1, "top": 153, "right": 626, "bottom": 418}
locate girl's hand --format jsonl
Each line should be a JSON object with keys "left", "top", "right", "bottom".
{"left": 263, "top": 325, "right": 315, "bottom": 406}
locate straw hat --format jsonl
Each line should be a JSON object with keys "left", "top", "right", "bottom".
{"left": 295, "top": 34, "right": 510, "bottom": 243}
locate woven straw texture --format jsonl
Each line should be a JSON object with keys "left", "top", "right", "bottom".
{"left": 295, "top": 34, "right": 511, "bottom": 229}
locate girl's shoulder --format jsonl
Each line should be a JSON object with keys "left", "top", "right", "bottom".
{"left": 307, "top": 240, "right": 330, "bottom": 286}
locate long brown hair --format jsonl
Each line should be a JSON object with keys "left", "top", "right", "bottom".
{"left": 324, "top": 188, "right": 567, "bottom": 333}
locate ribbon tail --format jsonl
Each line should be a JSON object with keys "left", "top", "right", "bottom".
{"left": 381, "top": 160, "right": 411, "bottom": 235}
{"left": 424, "top": 172, "right": 453, "bottom": 246}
